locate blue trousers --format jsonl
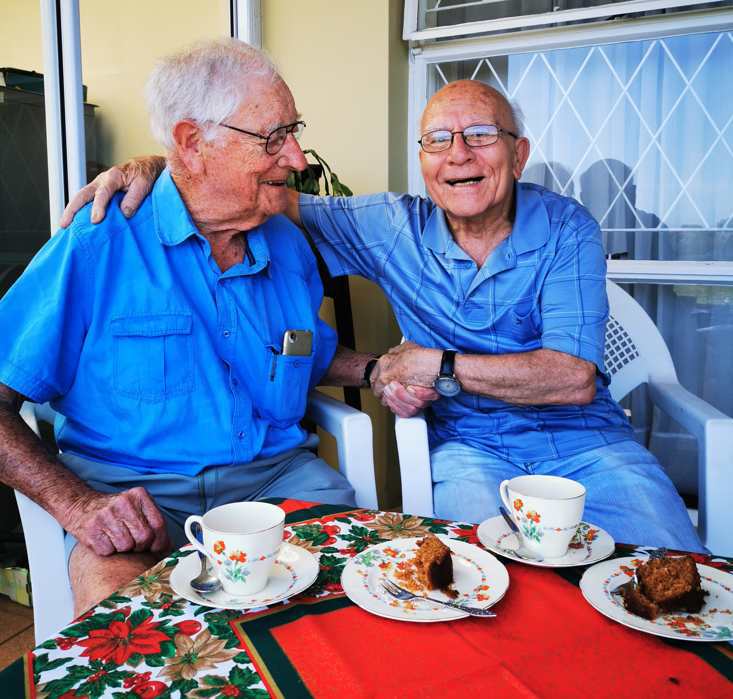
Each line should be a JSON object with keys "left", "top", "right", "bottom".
{"left": 431, "top": 439, "right": 705, "bottom": 552}
{"left": 61, "top": 447, "right": 356, "bottom": 561}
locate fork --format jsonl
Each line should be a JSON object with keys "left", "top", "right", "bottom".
{"left": 381, "top": 579, "right": 497, "bottom": 617}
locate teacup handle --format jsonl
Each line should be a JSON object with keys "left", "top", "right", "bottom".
{"left": 184, "top": 515, "right": 209, "bottom": 558}
{"left": 498, "top": 480, "right": 512, "bottom": 514}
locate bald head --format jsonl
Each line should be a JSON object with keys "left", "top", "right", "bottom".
{"left": 421, "top": 80, "right": 520, "bottom": 136}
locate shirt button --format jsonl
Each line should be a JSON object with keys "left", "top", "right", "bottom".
{"left": 237, "top": 431, "right": 245, "bottom": 439}
{"left": 223, "top": 330, "right": 231, "bottom": 337}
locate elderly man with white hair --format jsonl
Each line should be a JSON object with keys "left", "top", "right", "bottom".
{"left": 0, "top": 39, "right": 430, "bottom": 614}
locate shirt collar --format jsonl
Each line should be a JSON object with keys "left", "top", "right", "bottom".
{"left": 152, "top": 168, "right": 200, "bottom": 246}
{"left": 422, "top": 207, "right": 472, "bottom": 261}
{"left": 422, "top": 181, "right": 550, "bottom": 259}
{"left": 152, "top": 168, "right": 272, "bottom": 276}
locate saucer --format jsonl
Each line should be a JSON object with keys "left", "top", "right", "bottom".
{"left": 341, "top": 536, "right": 509, "bottom": 622}
{"left": 580, "top": 556, "right": 733, "bottom": 641}
{"left": 170, "top": 542, "right": 319, "bottom": 610}
{"left": 477, "top": 517, "right": 615, "bottom": 568}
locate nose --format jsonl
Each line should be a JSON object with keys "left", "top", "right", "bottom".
{"left": 446, "top": 133, "right": 473, "bottom": 164}
{"left": 278, "top": 132, "right": 308, "bottom": 171}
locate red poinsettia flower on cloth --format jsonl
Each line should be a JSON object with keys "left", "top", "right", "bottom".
{"left": 133, "top": 681, "right": 167, "bottom": 699}
{"left": 221, "top": 685, "right": 241, "bottom": 697}
{"left": 450, "top": 524, "right": 480, "bottom": 545}
{"left": 173, "top": 619, "right": 202, "bottom": 636}
{"left": 76, "top": 616, "right": 170, "bottom": 666}
{"left": 351, "top": 511, "right": 376, "bottom": 522}
{"left": 322, "top": 524, "right": 341, "bottom": 536}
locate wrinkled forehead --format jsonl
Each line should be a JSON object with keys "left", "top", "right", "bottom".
{"left": 235, "top": 76, "right": 298, "bottom": 127}
{"left": 421, "top": 84, "right": 513, "bottom": 132}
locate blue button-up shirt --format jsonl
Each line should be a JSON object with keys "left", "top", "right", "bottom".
{"left": 300, "top": 183, "right": 632, "bottom": 461}
{"left": 0, "top": 170, "right": 336, "bottom": 476}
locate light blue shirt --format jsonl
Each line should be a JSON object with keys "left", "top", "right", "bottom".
{"left": 300, "top": 183, "right": 632, "bottom": 461}
{"left": 0, "top": 170, "right": 336, "bottom": 476}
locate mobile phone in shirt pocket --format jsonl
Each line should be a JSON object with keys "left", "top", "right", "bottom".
{"left": 111, "top": 313, "right": 194, "bottom": 402}
{"left": 259, "top": 344, "right": 314, "bottom": 428}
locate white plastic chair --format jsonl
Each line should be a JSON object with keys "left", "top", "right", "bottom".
{"left": 16, "top": 391, "right": 376, "bottom": 643}
{"left": 395, "top": 279, "right": 733, "bottom": 556}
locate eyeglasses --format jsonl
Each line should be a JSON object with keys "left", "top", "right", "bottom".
{"left": 418, "top": 124, "right": 519, "bottom": 153}
{"left": 219, "top": 120, "right": 306, "bottom": 155}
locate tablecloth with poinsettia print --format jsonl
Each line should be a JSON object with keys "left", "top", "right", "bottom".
{"left": 2, "top": 499, "right": 732, "bottom": 699}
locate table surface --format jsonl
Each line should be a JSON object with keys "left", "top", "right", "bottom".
{"left": 2, "top": 499, "right": 732, "bottom": 699}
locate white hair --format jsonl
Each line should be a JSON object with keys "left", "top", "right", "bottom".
{"left": 145, "top": 38, "right": 279, "bottom": 149}
{"left": 509, "top": 100, "right": 525, "bottom": 137}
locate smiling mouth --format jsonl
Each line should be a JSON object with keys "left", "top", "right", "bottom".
{"left": 263, "top": 179, "right": 288, "bottom": 187}
{"left": 445, "top": 176, "right": 484, "bottom": 187}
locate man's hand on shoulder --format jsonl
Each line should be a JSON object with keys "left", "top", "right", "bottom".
{"left": 65, "top": 486, "right": 171, "bottom": 557}
{"left": 59, "top": 155, "right": 166, "bottom": 228}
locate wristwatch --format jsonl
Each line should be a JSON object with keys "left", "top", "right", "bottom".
{"left": 433, "top": 350, "right": 462, "bottom": 397}
{"left": 362, "top": 357, "right": 380, "bottom": 387}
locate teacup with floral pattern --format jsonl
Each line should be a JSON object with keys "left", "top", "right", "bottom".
{"left": 184, "top": 501, "right": 285, "bottom": 596}
{"left": 499, "top": 475, "right": 586, "bottom": 559}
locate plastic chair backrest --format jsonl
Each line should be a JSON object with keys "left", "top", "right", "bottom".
{"left": 604, "top": 280, "right": 677, "bottom": 401}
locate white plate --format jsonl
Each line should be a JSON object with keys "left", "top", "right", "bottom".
{"left": 477, "top": 517, "right": 615, "bottom": 568}
{"left": 341, "top": 536, "right": 509, "bottom": 622}
{"left": 170, "top": 543, "right": 319, "bottom": 610}
{"left": 580, "top": 556, "right": 733, "bottom": 642}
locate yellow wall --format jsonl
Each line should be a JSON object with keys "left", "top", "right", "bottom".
{"left": 2, "top": 1, "right": 43, "bottom": 73}
{"left": 78, "top": 0, "right": 230, "bottom": 168}
{"left": 263, "top": 0, "right": 409, "bottom": 508}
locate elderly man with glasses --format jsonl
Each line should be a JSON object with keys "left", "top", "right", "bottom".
{"left": 62, "top": 77, "right": 704, "bottom": 553}
{"left": 0, "top": 38, "right": 424, "bottom": 614}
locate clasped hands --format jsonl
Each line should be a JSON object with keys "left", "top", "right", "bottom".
{"left": 369, "top": 342, "right": 442, "bottom": 418}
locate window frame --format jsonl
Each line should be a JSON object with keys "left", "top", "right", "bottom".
{"left": 403, "top": 0, "right": 730, "bottom": 42}
{"left": 406, "top": 5, "right": 733, "bottom": 284}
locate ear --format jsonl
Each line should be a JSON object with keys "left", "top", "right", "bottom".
{"left": 171, "top": 120, "right": 207, "bottom": 175}
{"left": 512, "top": 137, "right": 531, "bottom": 180}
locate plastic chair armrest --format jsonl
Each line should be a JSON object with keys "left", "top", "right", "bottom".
{"left": 649, "top": 381, "right": 731, "bottom": 441}
{"left": 305, "top": 391, "right": 377, "bottom": 509}
{"left": 649, "top": 381, "right": 733, "bottom": 556}
{"left": 395, "top": 413, "right": 434, "bottom": 517}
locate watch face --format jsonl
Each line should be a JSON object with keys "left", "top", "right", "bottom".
{"left": 434, "top": 376, "right": 461, "bottom": 398}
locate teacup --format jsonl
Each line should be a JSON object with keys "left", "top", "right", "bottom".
{"left": 499, "top": 475, "right": 586, "bottom": 559}
{"left": 184, "top": 501, "right": 285, "bottom": 596}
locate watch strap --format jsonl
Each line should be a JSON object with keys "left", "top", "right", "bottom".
{"left": 439, "top": 350, "right": 457, "bottom": 378}
{"left": 363, "top": 357, "right": 379, "bottom": 387}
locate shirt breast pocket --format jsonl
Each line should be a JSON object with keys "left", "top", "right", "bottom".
{"left": 258, "top": 348, "right": 314, "bottom": 428}
{"left": 111, "top": 313, "right": 194, "bottom": 402}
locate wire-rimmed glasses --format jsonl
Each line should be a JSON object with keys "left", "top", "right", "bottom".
{"left": 219, "top": 119, "right": 306, "bottom": 155}
{"left": 418, "top": 123, "right": 519, "bottom": 153}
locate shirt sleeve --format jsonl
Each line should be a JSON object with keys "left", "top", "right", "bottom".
{"left": 540, "top": 213, "right": 608, "bottom": 373}
{"left": 0, "top": 228, "right": 94, "bottom": 402}
{"left": 298, "top": 193, "right": 398, "bottom": 284}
